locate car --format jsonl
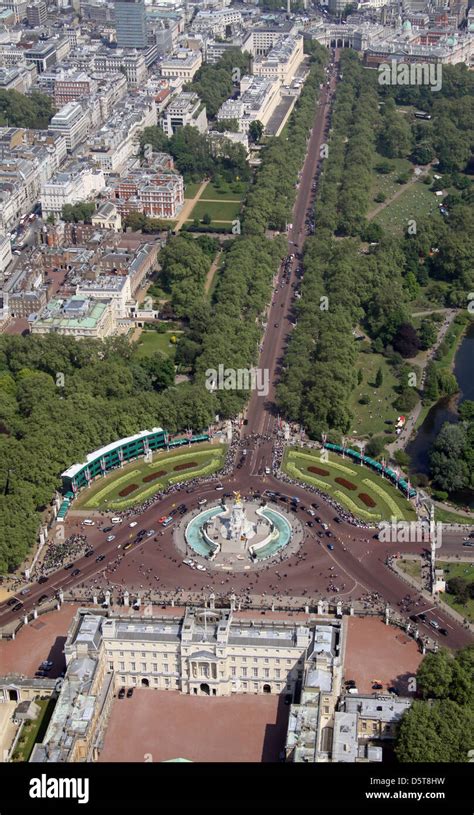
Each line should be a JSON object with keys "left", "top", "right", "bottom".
{"left": 372, "top": 683, "right": 383, "bottom": 690}
{"left": 418, "top": 613, "right": 427, "bottom": 622}
{"left": 162, "top": 517, "right": 174, "bottom": 528}
{"left": 215, "top": 485, "right": 224, "bottom": 491}
{"left": 106, "top": 535, "right": 116, "bottom": 542}
{"left": 388, "top": 687, "right": 400, "bottom": 696}
{"left": 146, "top": 530, "right": 155, "bottom": 537}
{"left": 96, "top": 555, "right": 106, "bottom": 562}
{"left": 409, "top": 615, "right": 418, "bottom": 623}
{"left": 196, "top": 564, "right": 206, "bottom": 571}
{"left": 127, "top": 688, "right": 134, "bottom": 698}
{"left": 83, "top": 519, "right": 95, "bottom": 526}
{"left": 41, "top": 660, "right": 53, "bottom": 669}
{"left": 439, "top": 628, "right": 448, "bottom": 636}
{"left": 284, "top": 694, "right": 292, "bottom": 705}
{"left": 64, "top": 563, "right": 74, "bottom": 570}
{"left": 37, "top": 595, "right": 49, "bottom": 605}
{"left": 321, "top": 522, "right": 329, "bottom": 530}
{"left": 12, "top": 602, "right": 23, "bottom": 612}
{"left": 158, "top": 516, "right": 168, "bottom": 524}
{"left": 307, "top": 509, "right": 316, "bottom": 516}
{"left": 71, "top": 569, "right": 81, "bottom": 577}
{"left": 429, "top": 619, "right": 440, "bottom": 629}
{"left": 102, "top": 527, "right": 113, "bottom": 533}
{"left": 334, "top": 517, "right": 342, "bottom": 524}
{"left": 123, "top": 542, "right": 133, "bottom": 551}
{"left": 197, "top": 499, "right": 207, "bottom": 506}
{"left": 7, "top": 597, "right": 18, "bottom": 606}
{"left": 118, "top": 688, "right": 126, "bottom": 699}
{"left": 462, "top": 541, "right": 474, "bottom": 547}
{"left": 327, "top": 544, "right": 334, "bottom": 550}
{"left": 326, "top": 531, "right": 333, "bottom": 537}
{"left": 345, "top": 679, "right": 356, "bottom": 687}
{"left": 274, "top": 323, "right": 279, "bottom": 328}
{"left": 20, "top": 588, "right": 31, "bottom": 596}
{"left": 347, "top": 687, "right": 359, "bottom": 695}
{"left": 111, "top": 517, "right": 121, "bottom": 524}
{"left": 129, "top": 521, "right": 138, "bottom": 528}
{"left": 85, "top": 549, "right": 95, "bottom": 557}
{"left": 37, "top": 576, "right": 48, "bottom": 584}
{"left": 265, "top": 467, "right": 271, "bottom": 475}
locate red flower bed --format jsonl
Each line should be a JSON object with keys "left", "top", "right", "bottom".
{"left": 335, "top": 477, "right": 357, "bottom": 491}
{"left": 142, "top": 470, "right": 166, "bottom": 483}
{"left": 359, "top": 492, "right": 376, "bottom": 507}
{"left": 308, "top": 466, "right": 330, "bottom": 477}
{"left": 118, "top": 483, "right": 138, "bottom": 497}
{"left": 174, "top": 461, "right": 198, "bottom": 472}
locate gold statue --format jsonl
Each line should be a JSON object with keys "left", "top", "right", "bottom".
{"left": 233, "top": 490, "right": 242, "bottom": 504}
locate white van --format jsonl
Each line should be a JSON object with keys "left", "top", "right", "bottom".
{"left": 83, "top": 519, "right": 95, "bottom": 526}
{"left": 198, "top": 498, "right": 207, "bottom": 506}
{"left": 111, "top": 517, "right": 121, "bottom": 524}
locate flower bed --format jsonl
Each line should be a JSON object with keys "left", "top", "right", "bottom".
{"left": 335, "top": 477, "right": 357, "bottom": 491}
{"left": 308, "top": 465, "right": 330, "bottom": 477}
{"left": 174, "top": 461, "right": 198, "bottom": 472}
{"left": 142, "top": 470, "right": 166, "bottom": 483}
{"left": 118, "top": 483, "right": 139, "bottom": 497}
{"left": 359, "top": 492, "right": 376, "bottom": 508}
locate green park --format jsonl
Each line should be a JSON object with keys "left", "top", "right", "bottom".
{"left": 74, "top": 443, "right": 227, "bottom": 512}
{"left": 283, "top": 448, "right": 416, "bottom": 522}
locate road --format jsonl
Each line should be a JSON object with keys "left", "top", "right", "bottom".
{"left": 0, "top": 54, "right": 472, "bottom": 652}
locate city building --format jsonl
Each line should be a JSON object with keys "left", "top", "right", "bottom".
{"left": 0, "top": 233, "right": 12, "bottom": 273}
{"left": 26, "top": 0, "right": 47, "bottom": 26}
{"left": 160, "top": 48, "right": 202, "bottom": 80}
{"left": 30, "top": 294, "right": 116, "bottom": 338}
{"left": 49, "top": 102, "right": 91, "bottom": 152}
{"left": 40, "top": 166, "right": 105, "bottom": 217}
{"left": 91, "top": 201, "right": 122, "bottom": 232}
{"left": 161, "top": 92, "right": 207, "bottom": 136}
{"left": 115, "top": 0, "right": 147, "bottom": 49}
{"left": 53, "top": 72, "right": 99, "bottom": 109}
{"left": 76, "top": 274, "right": 131, "bottom": 318}
{"left": 217, "top": 75, "right": 281, "bottom": 133}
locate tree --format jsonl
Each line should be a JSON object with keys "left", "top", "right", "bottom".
{"left": 418, "top": 319, "right": 437, "bottom": 350}
{"left": 202, "top": 213, "right": 212, "bottom": 225}
{"left": 392, "top": 323, "right": 420, "bottom": 358}
{"left": 375, "top": 367, "right": 383, "bottom": 388}
{"left": 365, "top": 435, "right": 386, "bottom": 458}
{"left": 249, "top": 120, "right": 264, "bottom": 144}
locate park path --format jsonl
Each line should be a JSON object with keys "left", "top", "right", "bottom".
{"left": 204, "top": 250, "right": 223, "bottom": 295}
{"left": 386, "top": 309, "right": 458, "bottom": 456}
{"left": 367, "top": 168, "right": 428, "bottom": 221}
{"left": 174, "top": 179, "right": 210, "bottom": 231}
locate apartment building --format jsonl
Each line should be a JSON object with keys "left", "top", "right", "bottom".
{"left": 93, "top": 50, "right": 147, "bottom": 87}
{"left": 251, "top": 35, "right": 304, "bottom": 85}
{"left": 160, "top": 48, "right": 202, "bottom": 80}
{"left": 191, "top": 8, "right": 242, "bottom": 37}
{"left": 217, "top": 75, "right": 281, "bottom": 134}
{"left": 40, "top": 166, "right": 105, "bottom": 216}
{"left": 88, "top": 96, "right": 157, "bottom": 175}
{"left": 54, "top": 72, "right": 99, "bottom": 108}
{"left": 161, "top": 91, "right": 207, "bottom": 136}
{"left": 26, "top": 0, "right": 47, "bottom": 26}
{"left": 109, "top": 170, "right": 184, "bottom": 219}
{"left": 49, "top": 102, "right": 91, "bottom": 152}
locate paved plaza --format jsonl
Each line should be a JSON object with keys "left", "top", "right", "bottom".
{"left": 99, "top": 689, "right": 289, "bottom": 763}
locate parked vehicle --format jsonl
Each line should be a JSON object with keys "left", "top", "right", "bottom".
{"left": 118, "top": 688, "right": 126, "bottom": 699}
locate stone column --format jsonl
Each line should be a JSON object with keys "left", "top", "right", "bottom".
{"left": 23, "top": 615, "right": 28, "bottom": 626}
{"left": 33, "top": 608, "right": 38, "bottom": 619}
{"left": 209, "top": 592, "right": 215, "bottom": 610}
{"left": 384, "top": 605, "right": 390, "bottom": 625}
{"left": 230, "top": 593, "right": 236, "bottom": 611}
{"left": 93, "top": 595, "right": 98, "bottom": 605}
{"left": 123, "top": 591, "right": 129, "bottom": 607}
{"left": 58, "top": 590, "right": 64, "bottom": 604}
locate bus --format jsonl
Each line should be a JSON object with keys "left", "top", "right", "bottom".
{"left": 414, "top": 111, "right": 432, "bottom": 120}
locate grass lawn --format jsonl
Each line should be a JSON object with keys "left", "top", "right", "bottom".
{"left": 189, "top": 200, "right": 241, "bottom": 223}
{"left": 184, "top": 181, "right": 203, "bottom": 199}
{"left": 201, "top": 181, "right": 247, "bottom": 201}
{"left": 133, "top": 330, "right": 182, "bottom": 360}
{"left": 348, "top": 345, "right": 401, "bottom": 438}
{"left": 370, "top": 155, "right": 414, "bottom": 206}
{"left": 12, "top": 699, "right": 55, "bottom": 762}
{"left": 74, "top": 443, "right": 227, "bottom": 511}
{"left": 398, "top": 557, "right": 422, "bottom": 581}
{"left": 373, "top": 182, "right": 442, "bottom": 236}
{"left": 434, "top": 506, "right": 473, "bottom": 525}
{"left": 438, "top": 561, "right": 474, "bottom": 622}
{"left": 283, "top": 448, "right": 416, "bottom": 522}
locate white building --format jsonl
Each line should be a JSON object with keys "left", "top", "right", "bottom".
{"left": 77, "top": 275, "right": 131, "bottom": 319}
{"left": 40, "top": 166, "right": 105, "bottom": 217}
{"left": 161, "top": 91, "right": 207, "bottom": 136}
{"left": 0, "top": 233, "right": 12, "bottom": 272}
{"left": 49, "top": 102, "right": 91, "bottom": 152}
{"left": 217, "top": 75, "right": 281, "bottom": 134}
{"left": 160, "top": 48, "right": 203, "bottom": 80}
